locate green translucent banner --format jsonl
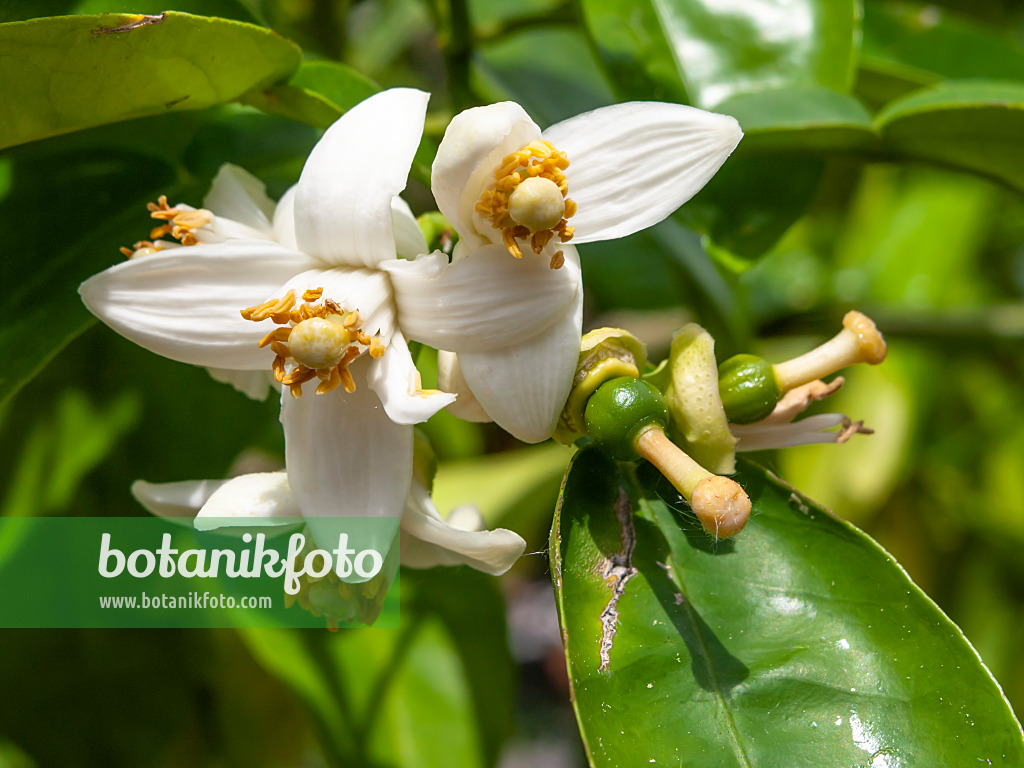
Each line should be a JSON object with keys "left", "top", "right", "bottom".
{"left": 0, "top": 517, "right": 401, "bottom": 628}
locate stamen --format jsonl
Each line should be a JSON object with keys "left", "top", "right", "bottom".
{"left": 476, "top": 139, "right": 576, "bottom": 265}
{"left": 145, "top": 195, "right": 212, "bottom": 246}
{"left": 549, "top": 251, "right": 565, "bottom": 270}
{"left": 241, "top": 289, "right": 386, "bottom": 397}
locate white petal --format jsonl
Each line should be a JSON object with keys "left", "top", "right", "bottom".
{"left": 391, "top": 196, "right": 428, "bottom": 260}
{"left": 541, "top": 102, "right": 742, "bottom": 243}
{"left": 382, "top": 244, "right": 580, "bottom": 353}
{"left": 295, "top": 88, "right": 429, "bottom": 269}
{"left": 732, "top": 413, "right": 848, "bottom": 452}
{"left": 194, "top": 471, "right": 299, "bottom": 530}
{"left": 278, "top": 266, "right": 397, "bottom": 342}
{"left": 79, "top": 240, "right": 316, "bottom": 369}
{"left": 431, "top": 101, "right": 541, "bottom": 249}
{"left": 399, "top": 484, "right": 525, "bottom": 575}
{"left": 207, "top": 367, "right": 273, "bottom": 400}
{"left": 367, "top": 329, "right": 456, "bottom": 425}
{"left": 131, "top": 478, "right": 224, "bottom": 519}
{"left": 438, "top": 351, "right": 492, "bottom": 422}
{"left": 458, "top": 285, "right": 583, "bottom": 443}
{"left": 203, "top": 163, "right": 276, "bottom": 235}
{"left": 273, "top": 185, "right": 299, "bottom": 250}
{"left": 281, "top": 359, "right": 409, "bottom": 557}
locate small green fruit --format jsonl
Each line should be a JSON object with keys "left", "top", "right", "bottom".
{"left": 718, "top": 354, "right": 781, "bottom": 424}
{"left": 584, "top": 378, "right": 669, "bottom": 461}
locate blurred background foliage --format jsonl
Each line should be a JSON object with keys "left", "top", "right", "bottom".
{"left": 1, "top": 0, "right": 1024, "bottom": 765}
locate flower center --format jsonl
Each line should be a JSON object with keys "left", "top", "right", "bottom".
{"left": 507, "top": 177, "right": 565, "bottom": 232}
{"left": 475, "top": 139, "right": 577, "bottom": 269}
{"left": 120, "top": 195, "right": 214, "bottom": 257}
{"left": 240, "top": 287, "right": 386, "bottom": 398}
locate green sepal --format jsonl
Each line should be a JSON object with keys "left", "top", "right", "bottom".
{"left": 584, "top": 378, "right": 668, "bottom": 462}
{"left": 718, "top": 354, "right": 782, "bottom": 424}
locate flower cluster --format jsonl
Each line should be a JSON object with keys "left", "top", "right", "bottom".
{"left": 80, "top": 88, "right": 745, "bottom": 620}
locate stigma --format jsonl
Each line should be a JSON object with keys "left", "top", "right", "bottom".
{"left": 241, "top": 287, "right": 386, "bottom": 398}
{"left": 475, "top": 139, "right": 576, "bottom": 266}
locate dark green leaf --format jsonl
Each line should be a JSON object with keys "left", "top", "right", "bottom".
{"left": 859, "top": 2, "right": 1024, "bottom": 109}
{"left": 578, "top": 0, "right": 861, "bottom": 108}
{"left": 0, "top": 12, "right": 300, "bottom": 149}
{"left": 551, "top": 448, "right": 1024, "bottom": 766}
{"left": 876, "top": 80, "right": 1024, "bottom": 193}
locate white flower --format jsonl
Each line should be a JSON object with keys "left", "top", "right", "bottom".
{"left": 730, "top": 378, "right": 872, "bottom": 452}
{"left": 386, "top": 100, "right": 743, "bottom": 443}
{"left": 80, "top": 88, "right": 460, "bottom": 557}
{"left": 131, "top": 471, "right": 527, "bottom": 577}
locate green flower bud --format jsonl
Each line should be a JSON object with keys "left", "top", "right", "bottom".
{"left": 584, "top": 377, "right": 668, "bottom": 462}
{"left": 717, "top": 354, "right": 781, "bottom": 424}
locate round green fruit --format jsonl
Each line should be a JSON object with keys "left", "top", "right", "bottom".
{"left": 718, "top": 354, "right": 781, "bottom": 424}
{"left": 584, "top": 377, "right": 669, "bottom": 461}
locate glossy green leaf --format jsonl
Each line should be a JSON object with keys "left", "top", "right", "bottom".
{"left": 578, "top": 0, "right": 861, "bottom": 109}
{"left": 551, "top": 448, "right": 1024, "bottom": 766}
{"left": 0, "top": 0, "right": 264, "bottom": 24}
{"left": 0, "top": 12, "right": 300, "bottom": 149}
{"left": 240, "top": 567, "right": 515, "bottom": 767}
{"left": 876, "top": 80, "right": 1024, "bottom": 193}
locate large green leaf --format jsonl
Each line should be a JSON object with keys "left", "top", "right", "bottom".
{"left": 551, "top": 447, "right": 1024, "bottom": 766}
{"left": 876, "top": 80, "right": 1024, "bottom": 193}
{"left": 578, "top": 0, "right": 861, "bottom": 109}
{"left": 0, "top": 12, "right": 300, "bottom": 148}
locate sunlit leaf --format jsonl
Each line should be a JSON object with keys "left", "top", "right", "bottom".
{"left": 0, "top": 12, "right": 300, "bottom": 149}
{"left": 578, "top": 0, "right": 861, "bottom": 109}
{"left": 551, "top": 448, "right": 1024, "bottom": 766}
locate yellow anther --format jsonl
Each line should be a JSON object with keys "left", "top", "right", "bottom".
{"left": 241, "top": 290, "right": 386, "bottom": 398}
{"left": 476, "top": 139, "right": 575, "bottom": 267}
{"left": 145, "top": 195, "right": 211, "bottom": 246}
{"left": 549, "top": 250, "right": 565, "bottom": 270}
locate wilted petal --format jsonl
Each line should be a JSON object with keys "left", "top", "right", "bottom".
{"left": 79, "top": 240, "right": 317, "bottom": 369}
{"left": 131, "top": 478, "right": 225, "bottom": 519}
{"left": 391, "top": 197, "right": 428, "bottom": 260}
{"left": 202, "top": 164, "right": 276, "bottom": 237}
{"left": 732, "top": 413, "right": 851, "bottom": 452}
{"left": 432, "top": 102, "right": 541, "bottom": 250}
{"left": 438, "top": 351, "right": 492, "bottom": 422}
{"left": 295, "top": 89, "right": 429, "bottom": 269}
{"left": 194, "top": 471, "right": 299, "bottom": 530}
{"left": 382, "top": 244, "right": 580, "bottom": 353}
{"left": 367, "top": 329, "right": 455, "bottom": 425}
{"left": 458, "top": 285, "right": 583, "bottom": 443}
{"left": 281, "top": 359, "right": 410, "bottom": 557}
{"left": 399, "top": 484, "right": 525, "bottom": 575}
{"left": 541, "top": 101, "right": 742, "bottom": 243}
